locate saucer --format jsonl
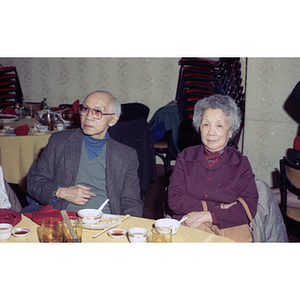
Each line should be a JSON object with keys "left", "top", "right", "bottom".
{"left": 12, "top": 227, "right": 31, "bottom": 237}
{"left": 107, "top": 229, "right": 127, "bottom": 239}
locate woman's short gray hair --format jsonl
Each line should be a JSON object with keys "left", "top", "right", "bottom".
{"left": 192, "top": 94, "right": 241, "bottom": 136}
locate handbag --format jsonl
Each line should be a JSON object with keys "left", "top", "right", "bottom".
{"left": 197, "top": 197, "right": 257, "bottom": 242}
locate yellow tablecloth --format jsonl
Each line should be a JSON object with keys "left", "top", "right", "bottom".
{"left": 0, "top": 118, "right": 55, "bottom": 190}
{"left": 5, "top": 215, "right": 234, "bottom": 243}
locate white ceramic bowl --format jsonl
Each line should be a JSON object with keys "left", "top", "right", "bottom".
{"left": 128, "top": 227, "right": 148, "bottom": 243}
{"left": 0, "top": 223, "right": 12, "bottom": 241}
{"left": 38, "top": 125, "right": 48, "bottom": 133}
{"left": 56, "top": 124, "right": 64, "bottom": 131}
{"left": 77, "top": 209, "right": 103, "bottom": 225}
{"left": 63, "top": 120, "right": 74, "bottom": 128}
{"left": 154, "top": 218, "right": 181, "bottom": 235}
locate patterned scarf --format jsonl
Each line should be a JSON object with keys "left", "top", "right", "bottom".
{"left": 203, "top": 147, "right": 225, "bottom": 169}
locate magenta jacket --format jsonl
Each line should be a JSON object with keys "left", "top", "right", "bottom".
{"left": 168, "top": 144, "right": 258, "bottom": 229}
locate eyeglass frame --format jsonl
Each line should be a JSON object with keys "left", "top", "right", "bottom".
{"left": 80, "top": 105, "right": 116, "bottom": 120}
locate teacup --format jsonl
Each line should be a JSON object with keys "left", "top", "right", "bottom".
{"left": 128, "top": 227, "right": 148, "bottom": 243}
{"left": 56, "top": 124, "right": 64, "bottom": 131}
{"left": 0, "top": 223, "right": 12, "bottom": 241}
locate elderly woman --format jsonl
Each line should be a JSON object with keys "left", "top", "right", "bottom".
{"left": 168, "top": 94, "right": 258, "bottom": 230}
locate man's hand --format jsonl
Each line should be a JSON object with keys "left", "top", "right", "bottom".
{"left": 56, "top": 184, "right": 96, "bottom": 205}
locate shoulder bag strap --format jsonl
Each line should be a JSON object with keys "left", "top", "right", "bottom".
{"left": 201, "top": 201, "right": 208, "bottom": 211}
{"left": 202, "top": 198, "right": 257, "bottom": 241}
{"left": 236, "top": 197, "right": 257, "bottom": 241}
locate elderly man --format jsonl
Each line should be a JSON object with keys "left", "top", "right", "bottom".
{"left": 26, "top": 91, "right": 143, "bottom": 217}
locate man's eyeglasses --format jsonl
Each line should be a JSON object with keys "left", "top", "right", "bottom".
{"left": 80, "top": 106, "right": 115, "bottom": 120}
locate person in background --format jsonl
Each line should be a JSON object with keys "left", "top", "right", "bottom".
{"left": 25, "top": 91, "right": 143, "bottom": 217}
{"left": 168, "top": 94, "right": 258, "bottom": 229}
{"left": 0, "top": 166, "right": 22, "bottom": 212}
{"left": 292, "top": 81, "right": 300, "bottom": 107}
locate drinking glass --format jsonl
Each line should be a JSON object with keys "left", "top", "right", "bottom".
{"left": 41, "top": 218, "right": 63, "bottom": 243}
{"left": 27, "top": 104, "right": 35, "bottom": 118}
{"left": 151, "top": 227, "right": 172, "bottom": 243}
{"left": 62, "top": 216, "right": 82, "bottom": 243}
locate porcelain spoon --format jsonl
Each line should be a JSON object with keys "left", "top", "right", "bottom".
{"left": 178, "top": 216, "right": 188, "bottom": 224}
{"left": 97, "top": 198, "right": 110, "bottom": 213}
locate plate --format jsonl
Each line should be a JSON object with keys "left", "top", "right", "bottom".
{"left": 33, "top": 130, "right": 49, "bottom": 135}
{"left": 12, "top": 227, "right": 31, "bottom": 237}
{"left": 82, "top": 214, "right": 120, "bottom": 230}
{"left": 108, "top": 229, "right": 127, "bottom": 239}
{"left": 0, "top": 114, "right": 19, "bottom": 123}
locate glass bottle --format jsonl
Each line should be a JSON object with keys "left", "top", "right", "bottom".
{"left": 20, "top": 97, "right": 27, "bottom": 118}
{"left": 41, "top": 98, "right": 49, "bottom": 110}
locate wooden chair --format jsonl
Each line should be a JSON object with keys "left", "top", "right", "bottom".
{"left": 154, "top": 130, "right": 177, "bottom": 175}
{"left": 280, "top": 157, "right": 300, "bottom": 236}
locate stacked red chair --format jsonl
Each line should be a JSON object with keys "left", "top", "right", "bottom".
{"left": 175, "top": 58, "right": 245, "bottom": 149}
{"left": 0, "top": 66, "right": 23, "bottom": 108}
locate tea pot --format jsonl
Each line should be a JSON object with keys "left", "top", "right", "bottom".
{"left": 44, "top": 112, "right": 55, "bottom": 130}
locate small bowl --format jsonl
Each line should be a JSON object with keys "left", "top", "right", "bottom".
{"left": 154, "top": 218, "right": 181, "bottom": 235}
{"left": 128, "top": 227, "right": 148, "bottom": 243}
{"left": 56, "top": 123, "right": 64, "bottom": 131}
{"left": 77, "top": 209, "right": 103, "bottom": 225}
{"left": 0, "top": 223, "right": 12, "bottom": 241}
{"left": 38, "top": 126, "right": 48, "bottom": 133}
{"left": 63, "top": 120, "right": 73, "bottom": 128}
{"left": 108, "top": 229, "right": 127, "bottom": 239}
{"left": 12, "top": 227, "right": 31, "bottom": 237}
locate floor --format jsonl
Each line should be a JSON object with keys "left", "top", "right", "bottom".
{"left": 143, "top": 164, "right": 299, "bottom": 242}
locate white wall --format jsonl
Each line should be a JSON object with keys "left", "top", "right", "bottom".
{"left": 0, "top": 58, "right": 180, "bottom": 120}
{"left": 244, "top": 58, "right": 300, "bottom": 187}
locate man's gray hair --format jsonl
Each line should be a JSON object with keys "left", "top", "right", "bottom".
{"left": 192, "top": 94, "right": 241, "bottom": 136}
{"left": 84, "top": 90, "right": 121, "bottom": 116}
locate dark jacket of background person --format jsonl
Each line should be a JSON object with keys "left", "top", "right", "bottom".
{"left": 168, "top": 144, "right": 258, "bottom": 229}
{"left": 26, "top": 128, "right": 143, "bottom": 217}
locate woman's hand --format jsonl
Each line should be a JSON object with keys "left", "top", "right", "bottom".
{"left": 181, "top": 211, "right": 213, "bottom": 228}
{"left": 56, "top": 184, "right": 96, "bottom": 205}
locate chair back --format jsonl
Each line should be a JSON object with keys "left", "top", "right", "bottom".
{"left": 280, "top": 157, "right": 300, "bottom": 223}
{"left": 119, "top": 103, "right": 150, "bottom": 122}
{"left": 286, "top": 163, "right": 300, "bottom": 189}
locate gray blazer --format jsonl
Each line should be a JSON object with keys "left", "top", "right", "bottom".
{"left": 26, "top": 128, "right": 143, "bottom": 217}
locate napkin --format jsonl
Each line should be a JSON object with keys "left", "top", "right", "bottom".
{"left": 23, "top": 205, "right": 77, "bottom": 226}
{"left": 0, "top": 107, "right": 18, "bottom": 116}
{"left": 0, "top": 208, "right": 22, "bottom": 226}
{"left": 14, "top": 124, "right": 30, "bottom": 136}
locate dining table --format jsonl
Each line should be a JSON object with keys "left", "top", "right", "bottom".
{"left": 5, "top": 214, "right": 234, "bottom": 243}
{"left": 0, "top": 117, "right": 68, "bottom": 191}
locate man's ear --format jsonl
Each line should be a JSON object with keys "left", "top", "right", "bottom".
{"left": 109, "top": 114, "right": 120, "bottom": 127}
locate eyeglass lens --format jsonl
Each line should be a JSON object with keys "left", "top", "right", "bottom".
{"left": 81, "top": 107, "right": 102, "bottom": 119}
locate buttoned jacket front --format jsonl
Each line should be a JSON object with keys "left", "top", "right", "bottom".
{"left": 168, "top": 144, "right": 258, "bottom": 228}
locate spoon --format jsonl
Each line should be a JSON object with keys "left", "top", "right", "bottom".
{"left": 178, "top": 216, "right": 188, "bottom": 224}
{"left": 97, "top": 198, "right": 110, "bottom": 213}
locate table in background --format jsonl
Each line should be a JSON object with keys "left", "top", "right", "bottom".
{"left": 6, "top": 215, "right": 234, "bottom": 243}
{"left": 0, "top": 118, "right": 54, "bottom": 190}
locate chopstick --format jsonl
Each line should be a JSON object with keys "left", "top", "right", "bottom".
{"left": 202, "top": 234, "right": 213, "bottom": 243}
{"left": 92, "top": 214, "right": 130, "bottom": 239}
{"left": 61, "top": 210, "right": 80, "bottom": 243}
